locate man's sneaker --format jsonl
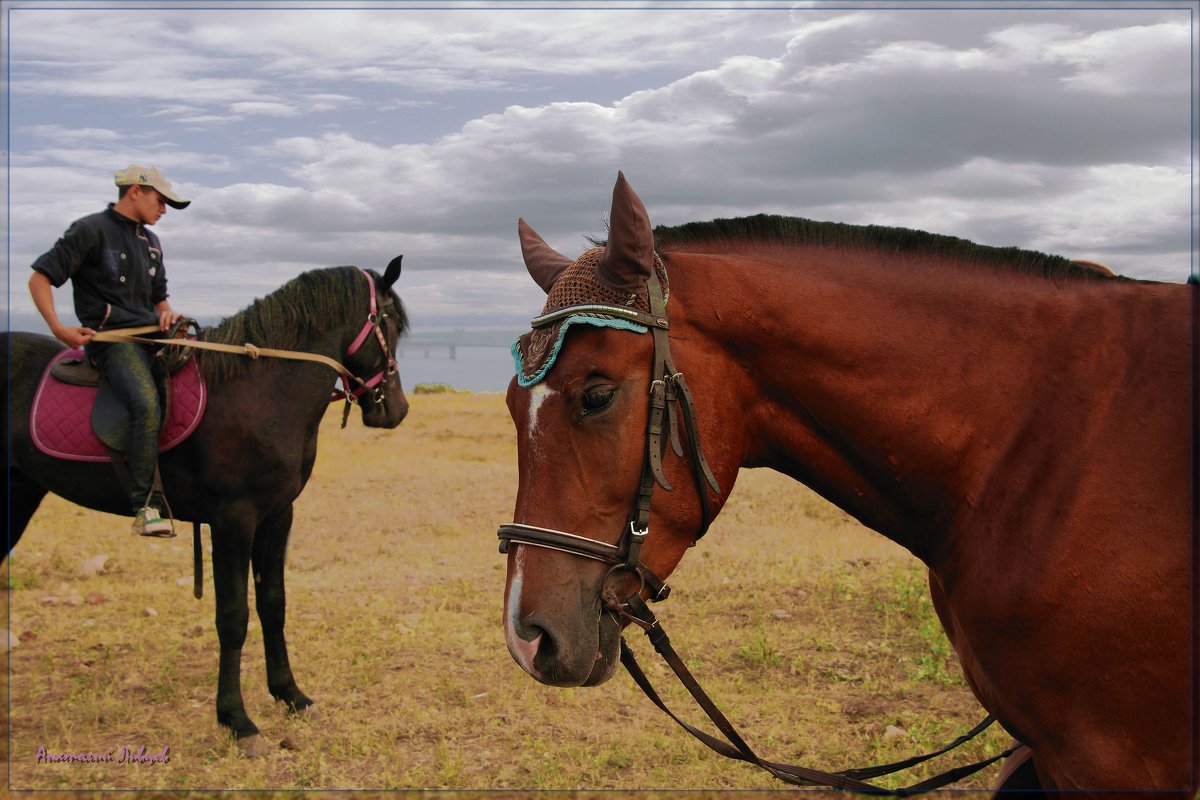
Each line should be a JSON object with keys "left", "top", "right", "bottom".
{"left": 133, "top": 507, "right": 173, "bottom": 537}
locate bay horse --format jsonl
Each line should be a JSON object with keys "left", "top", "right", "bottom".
{"left": 3, "top": 259, "right": 409, "bottom": 755}
{"left": 498, "top": 173, "right": 1194, "bottom": 795}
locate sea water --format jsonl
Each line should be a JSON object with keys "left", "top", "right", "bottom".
{"left": 398, "top": 345, "right": 515, "bottom": 393}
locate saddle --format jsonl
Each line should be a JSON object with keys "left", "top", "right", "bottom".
{"left": 31, "top": 336, "right": 207, "bottom": 463}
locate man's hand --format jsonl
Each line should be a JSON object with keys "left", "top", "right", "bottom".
{"left": 51, "top": 324, "right": 95, "bottom": 349}
{"left": 29, "top": 271, "right": 93, "bottom": 347}
{"left": 157, "top": 305, "right": 182, "bottom": 331}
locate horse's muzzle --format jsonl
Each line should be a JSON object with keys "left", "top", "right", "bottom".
{"left": 506, "top": 605, "right": 622, "bottom": 687}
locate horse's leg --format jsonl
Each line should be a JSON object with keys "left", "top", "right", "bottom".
{"left": 931, "top": 572, "right": 1049, "bottom": 797}
{"left": 209, "top": 507, "right": 267, "bottom": 753}
{"left": 252, "top": 504, "right": 314, "bottom": 715}
{"left": 992, "top": 744, "right": 1047, "bottom": 798}
{"left": 5, "top": 468, "right": 48, "bottom": 557}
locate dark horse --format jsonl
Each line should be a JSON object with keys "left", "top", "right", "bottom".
{"left": 499, "top": 174, "right": 1194, "bottom": 795}
{"left": 4, "top": 260, "right": 409, "bottom": 755}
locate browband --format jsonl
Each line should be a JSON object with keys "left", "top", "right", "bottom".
{"left": 530, "top": 304, "right": 669, "bottom": 331}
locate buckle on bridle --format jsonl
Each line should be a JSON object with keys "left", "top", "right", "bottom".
{"left": 624, "top": 519, "right": 649, "bottom": 569}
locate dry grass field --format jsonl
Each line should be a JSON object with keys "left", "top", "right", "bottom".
{"left": 3, "top": 391, "right": 1012, "bottom": 796}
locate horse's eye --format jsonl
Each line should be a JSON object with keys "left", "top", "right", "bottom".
{"left": 581, "top": 386, "right": 616, "bottom": 414}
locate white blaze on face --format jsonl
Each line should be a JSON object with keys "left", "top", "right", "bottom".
{"left": 527, "top": 383, "right": 556, "bottom": 442}
{"left": 505, "top": 383, "right": 557, "bottom": 680}
{"left": 504, "top": 557, "right": 542, "bottom": 679}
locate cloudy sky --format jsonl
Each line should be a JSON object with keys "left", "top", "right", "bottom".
{"left": 4, "top": 0, "right": 1197, "bottom": 337}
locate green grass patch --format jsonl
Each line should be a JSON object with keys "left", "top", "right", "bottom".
{"left": 412, "top": 382, "right": 471, "bottom": 394}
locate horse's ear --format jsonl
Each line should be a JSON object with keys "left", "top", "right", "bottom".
{"left": 381, "top": 255, "right": 403, "bottom": 292}
{"left": 596, "top": 171, "right": 654, "bottom": 292}
{"left": 519, "top": 218, "right": 573, "bottom": 294}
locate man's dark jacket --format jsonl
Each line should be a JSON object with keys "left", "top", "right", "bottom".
{"left": 32, "top": 204, "right": 168, "bottom": 331}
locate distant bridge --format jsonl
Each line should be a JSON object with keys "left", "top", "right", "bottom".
{"left": 398, "top": 329, "right": 517, "bottom": 360}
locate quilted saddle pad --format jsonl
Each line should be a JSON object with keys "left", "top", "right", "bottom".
{"left": 31, "top": 348, "right": 207, "bottom": 462}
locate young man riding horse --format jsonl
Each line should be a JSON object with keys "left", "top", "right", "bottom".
{"left": 27, "top": 164, "right": 192, "bottom": 537}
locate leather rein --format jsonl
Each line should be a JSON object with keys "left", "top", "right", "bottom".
{"left": 91, "top": 269, "right": 399, "bottom": 427}
{"left": 496, "top": 267, "right": 1017, "bottom": 794}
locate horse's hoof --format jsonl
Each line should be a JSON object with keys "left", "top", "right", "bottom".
{"left": 293, "top": 703, "right": 320, "bottom": 721}
{"left": 236, "top": 735, "right": 271, "bottom": 758}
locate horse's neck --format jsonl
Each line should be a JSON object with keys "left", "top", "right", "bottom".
{"left": 672, "top": 247, "right": 1125, "bottom": 563}
{"left": 212, "top": 329, "right": 347, "bottom": 421}
{"left": 274, "top": 330, "right": 348, "bottom": 399}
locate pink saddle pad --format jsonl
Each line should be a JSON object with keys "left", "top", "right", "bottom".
{"left": 31, "top": 348, "right": 207, "bottom": 462}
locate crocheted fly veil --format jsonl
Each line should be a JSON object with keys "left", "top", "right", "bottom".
{"left": 512, "top": 246, "right": 668, "bottom": 387}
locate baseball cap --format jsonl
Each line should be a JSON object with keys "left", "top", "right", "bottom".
{"left": 113, "top": 164, "right": 191, "bottom": 209}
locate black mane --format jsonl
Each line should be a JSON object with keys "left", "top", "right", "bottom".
{"left": 653, "top": 214, "right": 1127, "bottom": 282}
{"left": 198, "top": 266, "right": 408, "bottom": 385}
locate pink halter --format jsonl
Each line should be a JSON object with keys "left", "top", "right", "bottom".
{"left": 337, "top": 269, "right": 398, "bottom": 404}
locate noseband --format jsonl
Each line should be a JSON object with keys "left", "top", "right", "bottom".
{"left": 497, "top": 267, "right": 721, "bottom": 607}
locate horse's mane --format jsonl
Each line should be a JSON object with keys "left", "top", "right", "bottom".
{"left": 652, "top": 214, "right": 1132, "bottom": 282}
{"left": 198, "top": 266, "right": 407, "bottom": 385}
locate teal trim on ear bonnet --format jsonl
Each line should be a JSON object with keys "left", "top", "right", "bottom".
{"left": 512, "top": 317, "right": 648, "bottom": 388}
{"left": 512, "top": 247, "right": 667, "bottom": 387}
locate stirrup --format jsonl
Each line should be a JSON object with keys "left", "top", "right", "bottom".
{"left": 133, "top": 507, "right": 175, "bottom": 538}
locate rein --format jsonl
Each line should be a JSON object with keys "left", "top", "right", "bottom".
{"left": 91, "top": 269, "right": 398, "bottom": 426}
{"left": 615, "top": 593, "right": 1020, "bottom": 795}
{"left": 497, "top": 263, "right": 1014, "bottom": 794}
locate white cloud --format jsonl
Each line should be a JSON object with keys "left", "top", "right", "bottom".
{"left": 227, "top": 101, "right": 302, "bottom": 118}
{"left": 1052, "top": 23, "right": 1191, "bottom": 96}
{"left": 5, "top": 5, "right": 1194, "bottom": 330}
{"left": 17, "top": 125, "right": 125, "bottom": 145}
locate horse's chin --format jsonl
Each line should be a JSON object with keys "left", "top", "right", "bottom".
{"left": 533, "top": 608, "right": 622, "bottom": 687}
{"left": 585, "top": 642, "right": 624, "bottom": 686}
{"left": 581, "top": 611, "right": 623, "bottom": 686}
{"left": 361, "top": 399, "right": 408, "bottom": 429}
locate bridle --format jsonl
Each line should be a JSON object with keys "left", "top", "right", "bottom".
{"left": 497, "top": 267, "right": 720, "bottom": 606}
{"left": 495, "top": 260, "right": 1016, "bottom": 795}
{"left": 331, "top": 269, "right": 401, "bottom": 424}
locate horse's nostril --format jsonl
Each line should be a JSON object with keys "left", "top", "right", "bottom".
{"left": 533, "top": 627, "right": 558, "bottom": 661}
{"left": 508, "top": 619, "right": 547, "bottom": 679}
